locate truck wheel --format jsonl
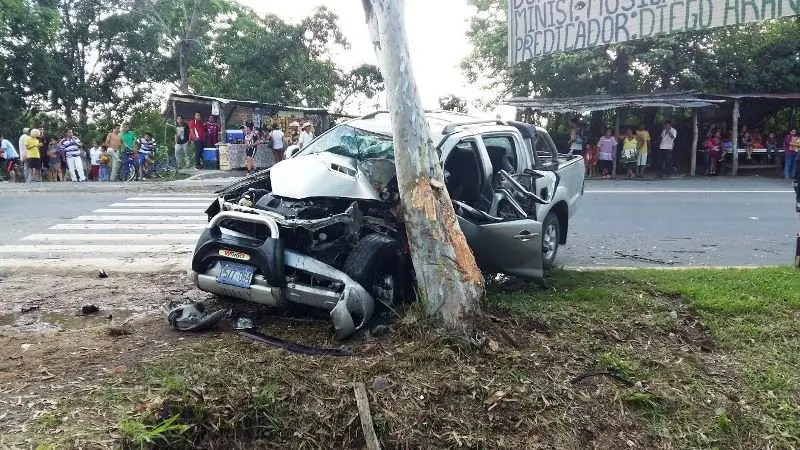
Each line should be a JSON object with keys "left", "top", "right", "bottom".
{"left": 542, "top": 211, "right": 560, "bottom": 270}
{"left": 342, "top": 234, "right": 409, "bottom": 309}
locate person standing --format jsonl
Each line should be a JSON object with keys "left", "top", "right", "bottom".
{"left": 784, "top": 129, "right": 798, "bottom": 179}
{"left": 99, "top": 147, "right": 111, "bottom": 181}
{"left": 19, "top": 128, "right": 29, "bottom": 182}
{"left": 268, "top": 123, "right": 286, "bottom": 164}
{"left": 174, "top": 115, "right": 190, "bottom": 169}
{"left": 188, "top": 112, "right": 206, "bottom": 169}
{"left": 46, "top": 138, "right": 62, "bottom": 182}
{"left": 61, "top": 129, "right": 86, "bottom": 182}
{"left": 120, "top": 123, "right": 136, "bottom": 179}
{"left": 0, "top": 133, "right": 19, "bottom": 182}
{"left": 89, "top": 141, "right": 102, "bottom": 181}
{"left": 636, "top": 124, "right": 651, "bottom": 178}
{"left": 298, "top": 122, "right": 314, "bottom": 150}
{"left": 204, "top": 115, "right": 221, "bottom": 149}
{"left": 620, "top": 128, "right": 641, "bottom": 179}
{"left": 26, "top": 129, "right": 42, "bottom": 182}
{"left": 243, "top": 122, "right": 260, "bottom": 175}
{"left": 104, "top": 125, "right": 122, "bottom": 181}
{"left": 656, "top": 121, "right": 677, "bottom": 178}
{"left": 596, "top": 129, "right": 617, "bottom": 179}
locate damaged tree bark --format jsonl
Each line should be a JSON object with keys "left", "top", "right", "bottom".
{"left": 361, "top": 0, "right": 484, "bottom": 327}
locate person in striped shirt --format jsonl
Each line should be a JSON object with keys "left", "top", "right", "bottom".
{"left": 61, "top": 129, "right": 86, "bottom": 182}
{"left": 135, "top": 132, "right": 157, "bottom": 180}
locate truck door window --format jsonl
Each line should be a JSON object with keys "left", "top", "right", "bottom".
{"left": 482, "top": 135, "right": 518, "bottom": 177}
{"left": 444, "top": 140, "right": 483, "bottom": 207}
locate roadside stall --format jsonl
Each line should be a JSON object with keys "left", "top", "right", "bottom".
{"left": 164, "top": 93, "right": 335, "bottom": 170}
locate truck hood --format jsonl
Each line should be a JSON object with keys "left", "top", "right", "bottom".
{"left": 270, "top": 152, "right": 382, "bottom": 201}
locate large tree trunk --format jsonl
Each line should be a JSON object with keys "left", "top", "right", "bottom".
{"left": 361, "top": 0, "right": 484, "bottom": 327}
{"left": 178, "top": 40, "right": 189, "bottom": 93}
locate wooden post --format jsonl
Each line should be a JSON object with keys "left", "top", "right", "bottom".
{"left": 690, "top": 110, "right": 699, "bottom": 176}
{"left": 732, "top": 99, "right": 740, "bottom": 176}
{"left": 612, "top": 109, "right": 620, "bottom": 179}
{"left": 362, "top": 0, "right": 483, "bottom": 326}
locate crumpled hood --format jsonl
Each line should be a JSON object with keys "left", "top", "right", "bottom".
{"left": 270, "top": 152, "right": 381, "bottom": 201}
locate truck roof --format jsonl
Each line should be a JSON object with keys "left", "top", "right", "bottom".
{"left": 347, "top": 110, "right": 516, "bottom": 147}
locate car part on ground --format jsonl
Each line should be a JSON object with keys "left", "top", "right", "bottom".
{"left": 237, "top": 328, "right": 354, "bottom": 356}
{"left": 164, "top": 303, "right": 229, "bottom": 331}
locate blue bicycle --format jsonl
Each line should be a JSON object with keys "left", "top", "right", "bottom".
{"left": 121, "top": 150, "right": 137, "bottom": 182}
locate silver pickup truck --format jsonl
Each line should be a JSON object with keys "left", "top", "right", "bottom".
{"left": 188, "top": 111, "right": 584, "bottom": 337}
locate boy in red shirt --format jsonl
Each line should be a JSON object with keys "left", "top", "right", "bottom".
{"left": 188, "top": 111, "right": 206, "bottom": 169}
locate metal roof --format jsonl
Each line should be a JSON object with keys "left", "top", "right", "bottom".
{"left": 166, "top": 93, "right": 330, "bottom": 114}
{"left": 700, "top": 93, "right": 800, "bottom": 101}
{"left": 504, "top": 90, "right": 726, "bottom": 114}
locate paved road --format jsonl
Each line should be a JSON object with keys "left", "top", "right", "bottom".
{"left": 0, "top": 177, "right": 795, "bottom": 271}
{"left": 560, "top": 177, "right": 796, "bottom": 267}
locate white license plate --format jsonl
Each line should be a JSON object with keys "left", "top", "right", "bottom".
{"left": 216, "top": 261, "right": 254, "bottom": 288}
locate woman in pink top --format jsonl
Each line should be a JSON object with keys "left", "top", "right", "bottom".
{"left": 596, "top": 128, "right": 617, "bottom": 179}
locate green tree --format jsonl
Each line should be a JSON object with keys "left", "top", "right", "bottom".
{"left": 438, "top": 94, "right": 467, "bottom": 113}
{"left": 334, "top": 64, "right": 384, "bottom": 113}
{"left": 188, "top": 6, "right": 352, "bottom": 108}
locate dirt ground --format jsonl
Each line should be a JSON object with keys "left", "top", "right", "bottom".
{"left": 0, "top": 272, "right": 208, "bottom": 442}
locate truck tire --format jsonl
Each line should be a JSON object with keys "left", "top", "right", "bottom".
{"left": 542, "top": 211, "right": 560, "bottom": 270}
{"left": 342, "top": 234, "right": 409, "bottom": 309}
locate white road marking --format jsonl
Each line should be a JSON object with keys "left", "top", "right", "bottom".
{"left": 126, "top": 197, "right": 216, "bottom": 201}
{"left": 93, "top": 208, "right": 206, "bottom": 213}
{"left": 73, "top": 215, "right": 206, "bottom": 222}
{"left": 139, "top": 193, "right": 214, "bottom": 196}
{"left": 22, "top": 233, "right": 200, "bottom": 242}
{"left": 0, "top": 244, "right": 193, "bottom": 253}
{"left": 110, "top": 202, "right": 211, "bottom": 207}
{"left": 585, "top": 190, "right": 792, "bottom": 194}
{"left": 51, "top": 223, "right": 206, "bottom": 230}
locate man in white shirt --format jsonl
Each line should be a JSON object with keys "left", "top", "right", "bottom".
{"left": 268, "top": 123, "right": 285, "bottom": 164}
{"left": 18, "top": 128, "right": 29, "bottom": 182}
{"left": 656, "top": 121, "right": 677, "bottom": 178}
{"left": 298, "top": 122, "right": 314, "bottom": 150}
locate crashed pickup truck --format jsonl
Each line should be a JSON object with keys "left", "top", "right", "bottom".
{"left": 188, "top": 111, "right": 585, "bottom": 337}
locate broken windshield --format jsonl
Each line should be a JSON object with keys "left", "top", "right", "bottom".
{"left": 295, "top": 125, "right": 394, "bottom": 161}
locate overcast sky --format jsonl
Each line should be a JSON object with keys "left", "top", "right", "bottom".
{"left": 236, "top": 0, "right": 482, "bottom": 110}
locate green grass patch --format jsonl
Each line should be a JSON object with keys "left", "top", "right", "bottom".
{"left": 12, "top": 267, "right": 800, "bottom": 449}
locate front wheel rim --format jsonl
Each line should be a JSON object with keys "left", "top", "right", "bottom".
{"left": 543, "top": 223, "right": 558, "bottom": 260}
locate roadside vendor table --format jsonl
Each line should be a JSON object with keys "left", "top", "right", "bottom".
{"left": 223, "top": 144, "right": 276, "bottom": 170}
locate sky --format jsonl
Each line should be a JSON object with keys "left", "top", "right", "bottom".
{"left": 236, "top": 0, "right": 486, "bottom": 111}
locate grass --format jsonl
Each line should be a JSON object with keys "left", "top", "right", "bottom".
{"left": 12, "top": 267, "right": 800, "bottom": 449}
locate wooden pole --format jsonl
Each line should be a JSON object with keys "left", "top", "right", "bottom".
{"left": 612, "top": 109, "right": 620, "bottom": 179}
{"left": 690, "top": 110, "right": 699, "bottom": 176}
{"left": 362, "top": 0, "right": 483, "bottom": 326}
{"left": 732, "top": 99, "right": 740, "bottom": 177}
{"left": 354, "top": 382, "right": 381, "bottom": 450}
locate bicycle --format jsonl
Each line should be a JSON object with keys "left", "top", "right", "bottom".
{"left": 139, "top": 146, "right": 178, "bottom": 179}
{"left": 121, "top": 150, "right": 137, "bottom": 182}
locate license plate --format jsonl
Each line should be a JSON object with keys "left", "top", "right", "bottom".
{"left": 219, "top": 249, "right": 250, "bottom": 261}
{"left": 216, "top": 261, "right": 255, "bottom": 288}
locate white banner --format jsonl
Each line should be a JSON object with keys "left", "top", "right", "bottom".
{"left": 508, "top": 0, "right": 800, "bottom": 65}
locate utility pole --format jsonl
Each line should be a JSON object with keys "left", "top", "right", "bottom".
{"left": 361, "top": 0, "right": 484, "bottom": 327}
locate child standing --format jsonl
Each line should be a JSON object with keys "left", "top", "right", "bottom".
{"left": 89, "top": 141, "right": 102, "bottom": 181}
{"left": 583, "top": 141, "right": 598, "bottom": 177}
{"left": 597, "top": 129, "right": 617, "bottom": 179}
{"left": 620, "top": 128, "right": 641, "bottom": 179}
{"left": 99, "top": 146, "right": 111, "bottom": 181}
{"left": 46, "top": 139, "right": 62, "bottom": 182}
{"left": 765, "top": 132, "right": 778, "bottom": 162}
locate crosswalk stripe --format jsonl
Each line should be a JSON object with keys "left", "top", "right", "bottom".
{"left": 94, "top": 208, "right": 206, "bottom": 213}
{"left": 126, "top": 197, "right": 216, "bottom": 201}
{"left": 110, "top": 202, "right": 211, "bottom": 207}
{"left": 51, "top": 223, "right": 206, "bottom": 230}
{"left": 22, "top": 233, "right": 200, "bottom": 242}
{"left": 0, "top": 244, "right": 193, "bottom": 253}
{"left": 73, "top": 215, "right": 206, "bottom": 222}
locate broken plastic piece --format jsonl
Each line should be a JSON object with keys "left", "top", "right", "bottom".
{"left": 234, "top": 317, "right": 255, "bottom": 330}
{"left": 164, "top": 303, "right": 229, "bottom": 331}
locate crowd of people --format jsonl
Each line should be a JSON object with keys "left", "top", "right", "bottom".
{"left": 239, "top": 119, "right": 315, "bottom": 175}
{"left": 575, "top": 120, "right": 678, "bottom": 179}
{"left": 0, "top": 123, "right": 165, "bottom": 183}
{"left": 572, "top": 118, "right": 800, "bottom": 179}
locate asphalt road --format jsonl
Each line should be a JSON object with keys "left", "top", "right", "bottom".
{"left": 0, "top": 176, "right": 795, "bottom": 270}
{"left": 559, "top": 176, "right": 797, "bottom": 267}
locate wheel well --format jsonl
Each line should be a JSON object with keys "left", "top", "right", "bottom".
{"left": 550, "top": 201, "right": 569, "bottom": 244}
